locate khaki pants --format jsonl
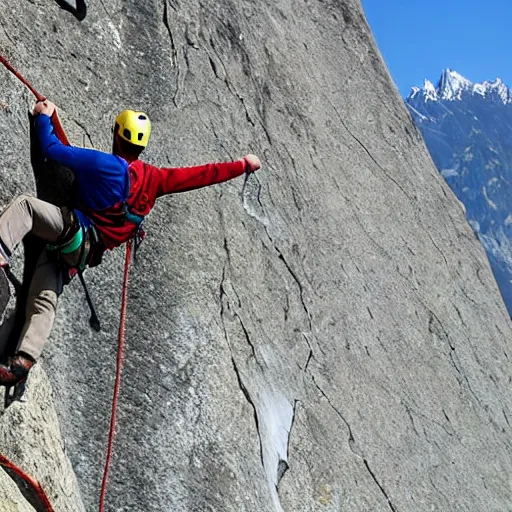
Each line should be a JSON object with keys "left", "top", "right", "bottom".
{"left": 0, "top": 195, "right": 66, "bottom": 360}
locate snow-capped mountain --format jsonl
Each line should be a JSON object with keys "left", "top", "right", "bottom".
{"left": 406, "top": 69, "right": 512, "bottom": 315}
{"left": 407, "top": 69, "right": 512, "bottom": 104}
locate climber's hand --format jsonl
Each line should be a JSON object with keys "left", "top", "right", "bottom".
{"left": 33, "top": 100, "right": 56, "bottom": 117}
{"left": 243, "top": 154, "right": 261, "bottom": 173}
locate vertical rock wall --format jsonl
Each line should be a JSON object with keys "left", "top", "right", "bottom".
{"left": 0, "top": 0, "right": 511, "bottom": 510}
{"left": 0, "top": 367, "right": 84, "bottom": 511}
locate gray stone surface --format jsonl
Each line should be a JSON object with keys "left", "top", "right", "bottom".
{"left": 0, "top": 468, "right": 34, "bottom": 512}
{"left": 0, "top": 366, "right": 85, "bottom": 511}
{"left": 1, "top": 0, "right": 512, "bottom": 511}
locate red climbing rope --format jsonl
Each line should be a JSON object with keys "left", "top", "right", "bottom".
{"left": 0, "top": 53, "right": 70, "bottom": 145}
{"left": 0, "top": 453, "right": 55, "bottom": 511}
{"left": 0, "top": 54, "right": 44, "bottom": 101}
{"left": 99, "top": 240, "right": 132, "bottom": 512}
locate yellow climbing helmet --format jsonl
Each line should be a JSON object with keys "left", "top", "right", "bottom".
{"left": 114, "top": 110, "right": 152, "bottom": 148}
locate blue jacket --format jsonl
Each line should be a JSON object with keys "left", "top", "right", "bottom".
{"left": 35, "top": 114, "right": 129, "bottom": 226}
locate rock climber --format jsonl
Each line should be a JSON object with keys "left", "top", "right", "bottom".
{"left": 0, "top": 100, "right": 261, "bottom": 385}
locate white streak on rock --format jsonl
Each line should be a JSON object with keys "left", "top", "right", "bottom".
{"left": 258, "top": 389, "right": 294, "bottom": 511}
{"left": 108, "top": 21, "right": 122, "bottom": 50}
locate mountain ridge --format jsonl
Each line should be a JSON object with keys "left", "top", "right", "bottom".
{"left": 406, "top": 69, "right": 512, "bottom": 315}
{"left": 408, "top": 68, "right": 512, "bottom": 104}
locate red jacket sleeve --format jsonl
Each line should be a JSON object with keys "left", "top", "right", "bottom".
{"left": 152, "top": 159, "right": 247, "bottom": 198}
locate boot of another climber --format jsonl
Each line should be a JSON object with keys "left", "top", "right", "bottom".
{"left": 0, "top": 353, "right": 34, "bottom": 386}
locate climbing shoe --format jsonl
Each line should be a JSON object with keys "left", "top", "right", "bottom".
{"left": 0, "top": 353, "right": 34, "bottom": 386}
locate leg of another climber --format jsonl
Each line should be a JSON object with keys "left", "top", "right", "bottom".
{"left": 0, "top": 194, "right": 66, "bottom": 385}
{"left": 16, "top": 250, "right": 64, "bottom": 361}
{"left": 0, "top": 194, "right": 65, "bottom": 265}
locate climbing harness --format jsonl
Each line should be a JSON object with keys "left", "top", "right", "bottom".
{"left": 47, "top": 217, "right": 102, "bottom": 331}
{"left": 48, "top": 225, "right": 84, "bottom": 256}
{"left": 0, "top": 453, "right": 55, "bottom": 512}
{"left": 1, "top": 54, "right": 136, "bottom": 511}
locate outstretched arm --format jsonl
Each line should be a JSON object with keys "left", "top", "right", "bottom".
{"left": 154, "top": 154, "right": 261, "bottom": 197}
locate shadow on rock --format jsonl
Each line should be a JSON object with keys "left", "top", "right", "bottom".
{"left": 2, "top": 465, "right": 52, "bottom": 512}
{"left": 54, "top": 0, "right": 87, "bottom": 21}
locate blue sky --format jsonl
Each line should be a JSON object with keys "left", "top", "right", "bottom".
{"left": 361, "top": 0, "right": 512, "bottom": 97}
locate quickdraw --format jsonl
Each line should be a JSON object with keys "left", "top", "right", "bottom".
{"left": 99, "top": 239, "right": 132, "bottom": 512}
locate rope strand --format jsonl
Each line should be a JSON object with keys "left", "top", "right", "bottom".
{"left": 0, "top": 454, "right": 55, "bottom": 511}
{"left": 99, "top": 240, "right": 132, "bottom": 512}
{"left": 0, "top": 54, "right": 70, "bottom": 145}
{"left": 0, "top": 55, "right": 45, "bottom": 101}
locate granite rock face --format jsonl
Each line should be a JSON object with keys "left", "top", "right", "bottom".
{"left": 0, "top": 366, "right": 85, "bottom": 511}
{"left": 0, "top": 469, "right": 34, "bottom": 512}
{"left": 1, "top": 1, "right": 512, "bottom": 511}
